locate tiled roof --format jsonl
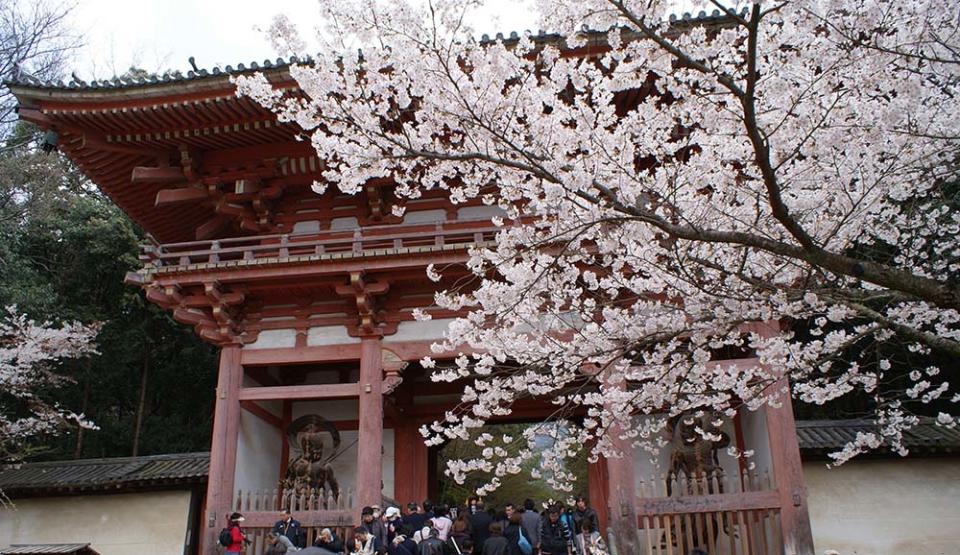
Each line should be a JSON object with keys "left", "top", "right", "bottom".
{"left": 0, "top": 452, "right": 208, "bottom": 496}
{"left": 1, "top": 545, "right": 98, "bottom": 555}
{"left": 5, "top": 9, "right": 742, "bottom": 92}
{"left": 796, "top": 418, "right": 960, "bottom": 456}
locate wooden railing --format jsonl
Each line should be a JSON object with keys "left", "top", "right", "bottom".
{"left": 233, "top": 487, "right": 356, "bottom": 554}
{"left": 140, "top": 218, "right": 500, "bottom": 269}
{"left": 636, "top": 471, "right": 783, "bottom": 555}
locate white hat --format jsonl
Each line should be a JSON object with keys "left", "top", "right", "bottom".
{"left": 385, "top": 506, "right": 401, "bottom": 520}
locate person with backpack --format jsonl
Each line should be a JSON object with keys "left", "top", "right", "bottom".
{"left": 538, "top": 506, "right": 573, "bottom": 555}
{"left": 504, "top": 513, "right": 531, "bottom": 555}
{"left": 273, "top": 508, "right": 305, "bottom": 548}
{"left": 220, "top": 512, "right": 247, "bottom": 554}
{"left": 519, "top": 500, "right": 541, "bottom": 551}
{"left": 417, "top": 527, "right": 445, "bottom": 555}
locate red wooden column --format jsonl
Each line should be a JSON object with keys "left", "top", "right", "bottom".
{"left": 201, "top": 345, "right": 243, "bottom": 554}
{"left": 587, "top": 455, "right": 610, "bottom": 534}
{"left": 357, "top": 336, "right": 384, "bottom": 511}
{"left": 394, "top": 419, "right": 429, "bottom": 504}
{"left": 604, "top": 377, "right": 640, "bottom": 552}
{"left": 765, "top": 377, "right": 815, "bottom": 555}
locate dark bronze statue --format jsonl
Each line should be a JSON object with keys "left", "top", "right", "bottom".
{"left": 666, "top": 412, "right": 730, "bottom": 491}
{"left": 281, "top": 414, "right": 341, "bottom": 497}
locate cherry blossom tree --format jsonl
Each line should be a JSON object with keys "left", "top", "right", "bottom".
{"left": 0, "top": 307, "right": 98, "bottom": 466}
{"left": 236, "top": 0, "right": 959, "bottom": 509}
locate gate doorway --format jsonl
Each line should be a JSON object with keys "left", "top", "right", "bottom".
{"left": 429, "top": 421, "right": 589, "bottom": 509}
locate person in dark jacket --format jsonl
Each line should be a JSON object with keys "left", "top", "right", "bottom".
{"left": 538, "top": 506, "right": 573, "bottom": 555}
{"left": 354, "top": 526, "right": 385, "bottom": 555}
{"left": 571, "top": 496, "right": 598, "bottom": 538}
{"left": 273, "top": 508, "right": 305, "bottom": 548}
{"left": 361, "top": 506, "right": 389, "bottom": 551}
{"left": 316, "top": 527, "right": 345, "bottom": 552}
{"left": 418, "top": 527, "right": 446, "bottom": 555}
{"left": 388, "top": 525, "right": 418, "bottom": 555}
{"left": 469, "top": 501, "right": 494, "bottom": 551}
{"left": 503, "top": 513, "right": 525, "bottom": 555}
{"left": 404, "top": 502, "right": 427, "bottom": 533}
{"left": 481, "top": 522, "right": 510, "bottom": 555}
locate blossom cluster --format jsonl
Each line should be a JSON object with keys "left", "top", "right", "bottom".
{"left": 0, "top": 306, "right": 99, "bottom": 463}
{"left": 236, "top": 0, "right": 960, "bottom": 490}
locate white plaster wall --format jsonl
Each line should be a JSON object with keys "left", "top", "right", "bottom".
{"left": 292, "top": 220, "right": 321, "bottom": 234}
{"left": 457, "top": 205, "right": 506, "bottom": 220}
{"left": 0, "top": 490, "right": 193, "bottom": 555}
{"left": 804, "top": 458, "right": 960, "bottom": 555}
{"left": 307, "top": 325, "right": 359, "bottom": 346}
{"left": 403, "top": 209, "right": 447, "bottom": 224}
{"left": 246, "top": 328, "right": 297, "bottom": 349}
{"left": 390, "top": 318, "right": 456, "bottom": 342}
{"left": 235, "top": 404, "right": 284, "bottom": 494}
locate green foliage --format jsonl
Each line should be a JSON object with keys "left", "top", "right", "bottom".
{"left": 436, "top": 423, "right": 589, "bottom": 509}
{"left": 0, "top": 124, "right": 218, "bottom": 460}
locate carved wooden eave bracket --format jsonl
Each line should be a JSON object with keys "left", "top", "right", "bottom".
{"left": 143, "top": 280, "right": 249, "bottom": 346}
{"left": 381, "top": 348, "right": 408, "bottom": 394}
{"left": 334, "top": 271, "right": 396, "bottom": 337}
{"left": 134, "top": 145, "right": 288, "bottom": 240}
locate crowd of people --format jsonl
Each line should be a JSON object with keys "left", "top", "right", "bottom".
{"left": 221, "top": 495, "right": 607, "bottom": 555}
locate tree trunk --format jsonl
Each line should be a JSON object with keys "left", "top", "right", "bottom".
{"left": 132, "top": 341, "right": 151, "bottom": 456}
{"left": 73, "top": 376, "right": 91, "bottom": 458}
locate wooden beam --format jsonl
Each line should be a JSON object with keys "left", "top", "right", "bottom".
{"left": 240, "top": 344, "right": 363, "bottom": 366}
{"left": 635, "top": 490, "right": 780, "bottom": 517}
{"left": 240, "top": 400, "right": 282, "bottom": 428}
{"left": 237, "top": 509, "right": 354, "bottom": 528}
{"left": 156, "top": 187, "right": 209, "bottom": 206}
{"left": 133, "top": 166, "right": 185, "bottom": 184}
{"left": 238, "top": 383, "right": 360, "bottom": 401}
{"left": 196, "top": 215, "right": 230, "bottom": 240}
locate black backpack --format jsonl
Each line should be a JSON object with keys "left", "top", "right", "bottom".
{"left": 219, "top": 527, "right": 234, "bottom": 546}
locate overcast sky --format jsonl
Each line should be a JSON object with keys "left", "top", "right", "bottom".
{"left": 69, "top": 0, "right": 541, "bottom": 79}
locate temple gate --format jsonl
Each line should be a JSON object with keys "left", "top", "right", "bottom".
{"left": 10, "top": 55, "right": 813, "bottom": 555}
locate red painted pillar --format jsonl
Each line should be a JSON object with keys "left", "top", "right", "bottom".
{"left": 201, "top": 345, "right": 243, "bottom": 554}
{"left": 765, "top": 377, "right": 815, "bottom": 555}
{"left": 394, "top": 419, "right": 428, "bottom": 504}
{"left": 587, "top": 456, "right": 609, "bottom": 534}
{"left": 358, "top": 337, "right": 384, "bottom": 511}
{"left": 605, "top": 433, "right": 639, "bottom": 552}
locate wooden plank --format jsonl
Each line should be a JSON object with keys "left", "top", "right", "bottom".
{"left": 238, "top": 383, "right": 360, "bottom": 401}
{"left": 635, "top": 490, "right": 780, "bottom": 517}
